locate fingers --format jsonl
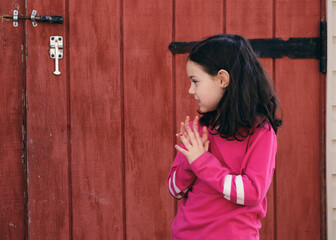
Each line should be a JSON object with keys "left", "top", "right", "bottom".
{"left": 185, "top": 116, "right": 190, "bottom": 129}
{"left": 179, "top": 116, "right": 204, "bottom": 146}
{"left": 192, "top": 116, "right": 203, "bottom": 146}
{"left": 180, "top": 119, "right": 186, "bottom": 135}
{"left": 180, "top": 116, "right": 190, "bottom": 141}
{"left": 192, "top": 116, "right": 199, "bottom": 131}
{"left": 184, "top": 116, "right": 190, "bottom": 138}
{"left": 185, "top": 125, "right": 202, "bottom": 148}
{"left": 179, "top": 116, "right": 206, "bottom": 146}
{"left": 204, "top": 140, "right": 210, "bottom": 151}
{"left": 180, "top": 122, "right": 186, "bottom": 140}
{"left": 176, "top": 127, "right": 209, "bottom": 152}
{"left": 175, "top": 119, "right": 210, "bottom": 163}
{"left": 202, "top": 126, "right": 208, "bottom": 143}
{"left": 175, "top": 144, "right": 188, "bottom": 156}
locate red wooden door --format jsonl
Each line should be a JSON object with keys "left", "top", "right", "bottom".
{"left": 0, "top": 0, "right": 325, "bottom": 239}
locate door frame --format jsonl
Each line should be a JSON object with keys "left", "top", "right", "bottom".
{"left": 326, "top": 0, "right": 336, "bottom": 239}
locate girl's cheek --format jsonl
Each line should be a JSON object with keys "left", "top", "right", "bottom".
{"left": 195, "top": 87, "right": 201, "bottom": 95}
{"left": 195, "top": 90, "right": 201, "bottom": 98}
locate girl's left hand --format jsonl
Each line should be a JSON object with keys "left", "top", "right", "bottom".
{"left": 175, "top": 125, "right": 209, "bottom": 164}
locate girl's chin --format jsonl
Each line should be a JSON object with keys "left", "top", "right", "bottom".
{"left": 198, "top": 105, "right": 216, "bottom": 113}
{"left": 198, "top": 106, "right": 208, "bottom": 113}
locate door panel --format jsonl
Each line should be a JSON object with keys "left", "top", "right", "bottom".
{"left": 275, "top": 0, "right": 322, "bottom": 239}
{"left": 0, "top": 1, "right": 26, "bottom": 239}
{"left": 123, "top": 0, "right": 175, "bottom": 238}
{"left": 276, "top": 59, "right": 321, "bottom": 239}
{"left": 25, "top": 1, "right": 69, "bottom": 239}
{"left": 68, "top": 0, "right": 124, "bottom": 239}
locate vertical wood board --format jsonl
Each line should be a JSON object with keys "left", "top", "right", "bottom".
{"left": 69, "top": 0, "right": 124, "bottom": 239}
{"left": 123, "top": 0, "right": 174, "bottom": 238}
{"left": 25, "top": 1, "right": 69, "bottom": 239}
{"left": 0, "top": 1, "right": 26, "bottom": 239}
{"left": 275, "top": 0, "right": 321, "bottom": 239}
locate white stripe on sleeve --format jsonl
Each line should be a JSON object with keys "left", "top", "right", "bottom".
{"left": 169, "top": 176, "right": 182, "bottom": 199}
{"left": 236, "top": 175, "right": 245, "bottom": 205}
{"left": 223, "top": 174, "right": 232, "bottom": 200}
{"left": 168, "top": 177, "right": 175, "bottom": 196}
{"left": 173, "top": 171, "right": 181, "bottom": 194}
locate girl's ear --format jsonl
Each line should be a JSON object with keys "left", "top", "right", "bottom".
{"left": 217, "top": 69, "right": 230, "bottom": 88}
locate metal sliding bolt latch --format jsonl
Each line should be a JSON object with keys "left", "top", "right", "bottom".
{"left": 1, "top": 10, "right": 63, "bottom": 27}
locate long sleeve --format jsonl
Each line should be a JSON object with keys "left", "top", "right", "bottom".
{"left": 189, "top": 126, "right": 277, "bottom": 207}
{"left": 168, "top": 148, "right": 196, "bottom": 199}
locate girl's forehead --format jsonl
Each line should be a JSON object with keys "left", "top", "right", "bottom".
{"left": 187, "top": 62, "right": 214, "bottom": 82}
{"left": 186, "top": 60, "right": 204, "bottom": 74}
{"left": 186, "top": 60, "right": 198, "bottom": 68}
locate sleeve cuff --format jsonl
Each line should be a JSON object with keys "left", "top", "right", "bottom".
{"left": 190, "top": 151, "right": 213, "bottom": 173}
{"left": 178, "top": 152, "right": 193, "bottom": 170}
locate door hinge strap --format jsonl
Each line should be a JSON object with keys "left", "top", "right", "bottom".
{"left": 169, "top": 21, "right": 327, "bottom": 73}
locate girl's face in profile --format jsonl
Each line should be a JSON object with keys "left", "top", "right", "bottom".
{"left": 186, "top": 60, "right": 227, "bottom": 113}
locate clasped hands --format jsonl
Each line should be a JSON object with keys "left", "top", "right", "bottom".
{"left": 175, "top": 116, "right": 209, "bottom": 164}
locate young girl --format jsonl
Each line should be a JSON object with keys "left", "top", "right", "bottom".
{"left": 168, "top": 34, "right": 282, "bottom": 240}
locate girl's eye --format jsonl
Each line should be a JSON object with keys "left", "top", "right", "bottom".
{"left": 192, "top": 80, "right": 198, "bottom": 84}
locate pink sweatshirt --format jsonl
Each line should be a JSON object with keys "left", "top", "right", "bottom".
{"left": 168, "top": 121, "right": 277, "bottom": 240}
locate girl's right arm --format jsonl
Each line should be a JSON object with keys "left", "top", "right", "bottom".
{"left": 168, "top": 148, "right": 196, "bottom": 199}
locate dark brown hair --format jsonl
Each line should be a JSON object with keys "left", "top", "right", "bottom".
{"left": 188, "top": 34, "right": 282, "bottom": 140}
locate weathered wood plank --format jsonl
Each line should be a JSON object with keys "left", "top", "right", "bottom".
{"left": 69, "top": 0, "right": 124, "bottom": 239}
{"left": 123, "top": 0, "right": 174, "bottom": 238}
{"left": 0, "top": 2, "right": 26, "bottom": 239}
{"left": 275, "top": 0, "right": 321, "bottom": 239}
{"left": 25, "top": 1, "right": 69, "bottom": 239}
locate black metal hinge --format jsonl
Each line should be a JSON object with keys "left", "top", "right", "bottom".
{"left": 169, "top": 21, "right": 327, "bottom": 74}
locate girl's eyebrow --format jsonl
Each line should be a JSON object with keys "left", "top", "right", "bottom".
{"left": 188, "top": 75, "right": 196, "bottom": 79}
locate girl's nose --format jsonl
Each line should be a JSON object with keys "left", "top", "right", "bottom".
{"left": 188, "top": 84, "right": 195, "bottom": 95}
